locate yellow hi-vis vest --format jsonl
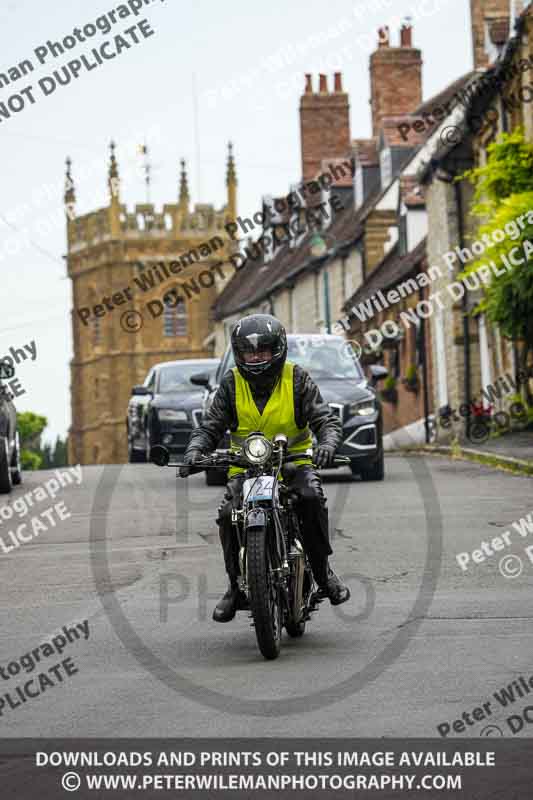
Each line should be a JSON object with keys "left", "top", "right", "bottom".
{"left": 228, "top": 361, "right": 313, "bottom": 477}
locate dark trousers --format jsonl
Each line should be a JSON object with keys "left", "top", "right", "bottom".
{"left": 216, "top": 466, "right": 332, "bottom": 586}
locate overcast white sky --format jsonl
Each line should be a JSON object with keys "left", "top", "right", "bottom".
{"left": 0, "top": 0, "right": 471, "bottom": 445}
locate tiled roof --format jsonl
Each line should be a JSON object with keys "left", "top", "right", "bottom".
{"left": 414, "top": 71, "right": 476, "bottom": 117}
{"left": 213, "top": 194, "right": 365, "bottom": 320}
{"left": 342, "top": 236, "right": 427, "bottom": 312}
{"left": 214, "top": 67, "right": 475, "bottom": 322}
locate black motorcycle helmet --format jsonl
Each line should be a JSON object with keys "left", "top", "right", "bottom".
{"left": 231, "top": 314, "right": 287, "bottom": 388}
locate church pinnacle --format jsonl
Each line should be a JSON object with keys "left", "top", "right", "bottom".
{"left": 179, "top": 158, "right": 190, "bottom": 210}
{"left": 226, "top": 142, "right": 237, "bottom": 223}
{"left": 64, "top": 157, "right": 75, "bottom": 207}
{"left": 108, "top": 140, "right": 120, "bottom": 199}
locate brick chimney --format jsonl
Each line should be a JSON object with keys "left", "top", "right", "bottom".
{"left": 470, "top": 0, "right": 510, "bottom": 69}
{"left": 300, "top": 72, "right": 350, "bottom": 183}
{"left": 369, "top": 22, "right": 422, "bottom": 137}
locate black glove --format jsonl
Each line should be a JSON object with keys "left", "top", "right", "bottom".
{"left": 314, "top": 445, "right": 336, "bottom": 469}
{"left": 179, "top": 449, "right": 204, "bottom": 478}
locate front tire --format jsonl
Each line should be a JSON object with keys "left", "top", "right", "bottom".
{"left": 128, "top": 438, "right": 146, "bottom": 463}
{"left": 0, "top": 436, "right": 13, "bottom": 494}
{"left": 247, "top": 525, "right": 282, "bottom": 660}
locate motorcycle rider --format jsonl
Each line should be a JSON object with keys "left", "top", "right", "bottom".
{"left": 181, "top": 314, "right": 350, "bottom": 622}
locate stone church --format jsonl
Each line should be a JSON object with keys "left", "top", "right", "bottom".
{"left": 66, "top": 143, "right": 237, "bottom": 465}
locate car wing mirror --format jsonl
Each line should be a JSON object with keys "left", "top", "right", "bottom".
{"left": 132, "top": 385, "right": 151, "bottom": 396}
{"left": 190, "top": 371, "right": 212, "bottom": 390}
{"left": 369, "top": 365, "right": 388, "bottom": 387}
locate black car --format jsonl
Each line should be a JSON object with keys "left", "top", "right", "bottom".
{"left": 0, "top": 366, "right": 22, "bottom": 493}
{"left": 126, "top": 358, "right": 219, "bottom": 463}
{"left": 191, "top": 333, "right": 388, "bottom": 484}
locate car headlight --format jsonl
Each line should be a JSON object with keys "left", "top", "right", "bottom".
{"left": 349, "top": 399, "right": 376, "bottom": 416}
{"left": 243, "top": 434, "right": 273, "bottom": 464}
{"left": 158, "top": 409, "right": 188, "bottom": 421}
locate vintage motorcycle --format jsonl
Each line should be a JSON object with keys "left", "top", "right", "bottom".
{"left": 151, "top": 433, "right": 349, "bottom": 660}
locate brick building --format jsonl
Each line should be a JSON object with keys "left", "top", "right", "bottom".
{"left": 66, "top": 144, "right": 237, "bottom": 465}
{"left": 212, "top": 22, "right": 443, "bottom": 442}
{"left": 418, "top": 0, "right": 533, "bottom": 439}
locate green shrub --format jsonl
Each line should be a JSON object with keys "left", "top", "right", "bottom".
{"left": 21, "top": 449, "right": 42, "bottom": 470}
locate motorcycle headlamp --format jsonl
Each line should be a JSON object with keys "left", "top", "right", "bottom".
{"left": 243, "top": 434, "right": 273, "bottom": 464}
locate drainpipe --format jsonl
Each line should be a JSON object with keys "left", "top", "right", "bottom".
{"left": 323, "top": 269, "right": 331, "bottom": 333}
{"left": 419, "top": 285, "right": 431, "bottom": 444}
{"left": 455, "top": 179, "right": 471, "bottom": 429}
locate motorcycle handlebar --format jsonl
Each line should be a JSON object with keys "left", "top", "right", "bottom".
{"left": 152, "top": 446, "right": 350, "bottom": 471}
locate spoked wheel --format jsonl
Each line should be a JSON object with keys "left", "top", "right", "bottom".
{"left": 247, "top": 525, "right": 282, "bottom": 660}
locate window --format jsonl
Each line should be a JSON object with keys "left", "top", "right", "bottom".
{"left": 163, "top": 299, "right": 187, "bottom": 336}
{"left": 399, "top": 214, "right": 408, "bottom": 256}
{"left": 290, "top": 287, "right": 298, "bottom": 332}
{"left": 379, "top": 147, "right": 392, "bottom": 188}
{"left": 143, "top": 369, "right": 155, "bottom": 389}
{"left": 93, "top": 315, "right": 102, "bottom": 347}
{"left": 354, "top": 165, "right": 364, "bottom": 209}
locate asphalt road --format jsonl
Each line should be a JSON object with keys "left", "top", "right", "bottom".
{"left": 1, "top": 453, "right": 532, "bottom": 738}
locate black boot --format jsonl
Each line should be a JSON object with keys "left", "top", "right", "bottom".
{"left": 212, "top": 581, "right": 249, "bottom": 623}
{"left": 317, "top": 566, "right": 350, "bottom": 606}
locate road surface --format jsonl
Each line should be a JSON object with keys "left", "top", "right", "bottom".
{"left": 1, "top": 453, "right": 531, "bottom": 738}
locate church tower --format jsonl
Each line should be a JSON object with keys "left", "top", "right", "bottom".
{"left": 66, "top": 143, "right": 237, "bottom": 465}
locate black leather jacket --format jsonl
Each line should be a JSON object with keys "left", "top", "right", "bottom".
{"left": 185, "top": 364, "right": 342, "bottom": 455}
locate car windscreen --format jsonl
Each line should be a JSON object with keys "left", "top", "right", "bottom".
{"left": 221, "top": 337, "right": 364, "bottom": 381}
{"left": 158, "top": 364, "right": 211, "bottom": 393}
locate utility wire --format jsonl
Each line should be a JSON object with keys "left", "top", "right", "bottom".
{"left": 0, "top": 213, "right": 65, "bottom": 268}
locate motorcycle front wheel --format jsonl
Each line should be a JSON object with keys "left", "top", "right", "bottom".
{"left": 247, "top": 524, "right": 282, "bottom": 660}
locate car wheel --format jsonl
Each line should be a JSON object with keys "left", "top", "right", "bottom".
{"left": 205, "top": 469, "right": 227, "bottom": 486}
{"left": 0, "top": 436, "right": 13, "bottom": 494}
{"left": 11, "top": 432, "right": 22, "bottom": 485}
{"left": 128, "top": 437, "right": 146, "bottom": 463}
{"left": 359, "top": 450, "right": 385, "bottom": 481}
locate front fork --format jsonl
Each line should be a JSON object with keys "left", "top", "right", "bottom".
{"left": 234, "top": 506, "right": 290, "bottom": 603}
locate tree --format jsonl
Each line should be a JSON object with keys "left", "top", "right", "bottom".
{"left": 17, "top": 412, "right": 47, "bottom": 470}
{"left": 460, "top": 129, "right": 533, "bottom": 381}
{"left": 52, "top": 436, "right": 68, "bottom": 467}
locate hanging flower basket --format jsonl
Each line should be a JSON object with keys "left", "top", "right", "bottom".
{"left": 403, "top": 379, "right": 419, "bottom": 393}
{"left": 381, "top": 387, "right": 398, "bottom": 403}
{"left": 402, "top": 365, "right": 419, "bottom": 393}
{"left": 381, "top": 377, "right": 398, "bottom": 403}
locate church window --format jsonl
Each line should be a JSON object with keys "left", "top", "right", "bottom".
{"left": 163, "top": 299, "right": 187, "bottom": 336}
